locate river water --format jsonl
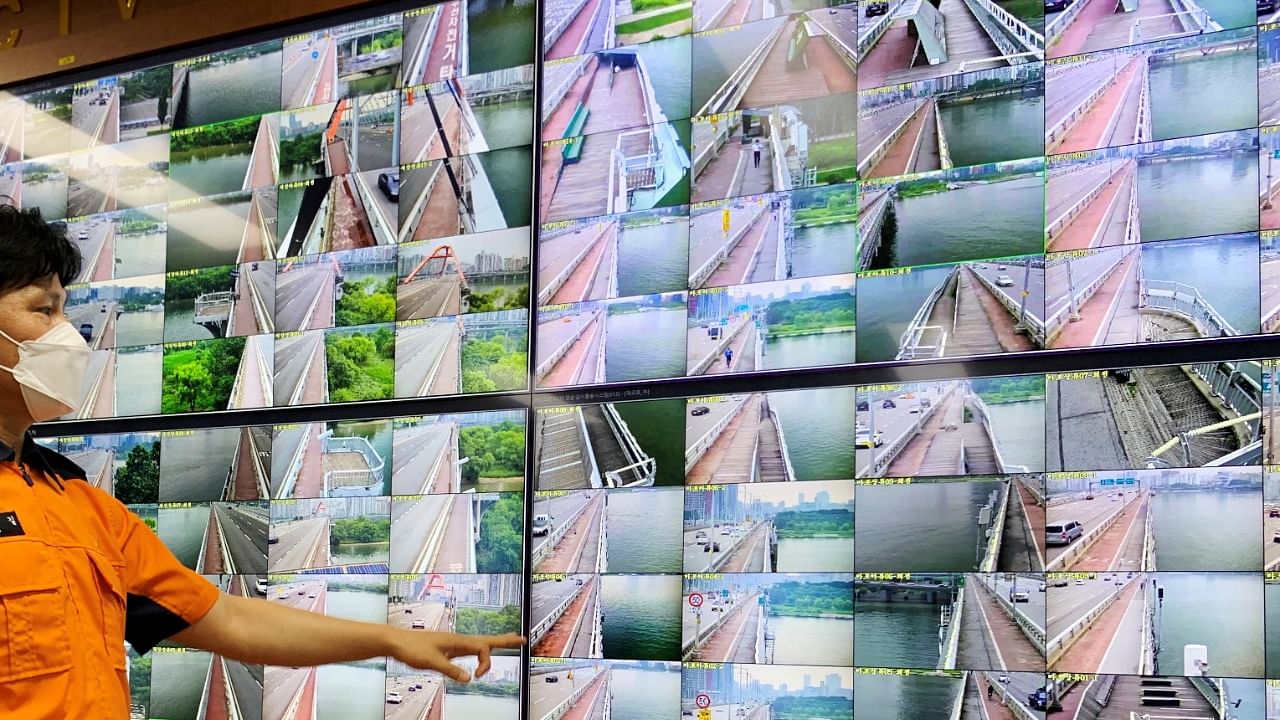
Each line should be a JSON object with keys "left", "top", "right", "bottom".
{"left": 1154, "top": 572, "right": 1264, "bottom": 678}
{"left": 116, "top": 346, "right": 162, "bottom": 416}
{"left": 1140, "top": 233, "right": 1260, "bottom": 335}
{"left": 854, "top": 673, "right": 961, "bottom": 719}
{"left": 777, "top": 537, "right": 855, "bottom": 572}
{"left": 116, "top": 230, "right": 168, "bottom": 279}
{"left": 167, "top": 197, "right": 251, "bottom": 271}
{"left": 762, "top": 331, "right": 856, "bottom": 372}
{"left": 148, "top": 650, "right": 210, "bottom": 720}
{"left": 1137, "top": 155, "right": 1257, "bottom": 243}
{"left": 610, "top": 666, "right": 683, "bottom": 720}
{"left": 856, "top": 264, "right": 957, "bottom": 362}
{"left": 939, "top": 92, "right": 1044, "bottom": 168}
{"left": 606, "top": 307, "right": 687, "bottom": 382}
{"left": 855, "top": 602, "right": 941, "bottom": 668}
{"left": 602, "top": 575, "right": 683, "bottom": 659}
{"left": 317, "top": 663, "right": 386, "bottom": 720}
{"left": 856, "top": 480, "right": 1005, "bottom": 572}
{"left": 326, "top": 589, "right": 389, "bottom": 624}
{"left": 607, "top": 488, "right": 685, "bottom": 573}
{"left": 159, "top": 504, "right": 212, "bottom": 569}
{"left": 791, "top": 220, "right": 858, "bottom": 279}
{"left": 169, "top": 144, "right": 253, "bottom": 201}
{"left": 984, "top": 400, "right": 1047, "bottom": 472}
{"left": 1150, "top": 49, "right": 1256, "bottom": 142}
{"left": 767, "top": 386, "right": 858, "bottom": 480}
{"left": 1151, "top": 491, "right": 1262, "bottom": 570}
{"left": 183, "top": 50, "right": 283, "bottom": 128}
{"left": 770, "top": 615, "right": 854, "bottom": 666}
{"left": 618, "top": 220, "right": 689, "bottom": 297}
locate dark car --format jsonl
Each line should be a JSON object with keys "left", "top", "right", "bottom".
{"left": 378, "top": 171, "right": 400, "bottom": 201}
{"left": 1045, "top": 0, "right": 1070, "bottom": 9}
{"left": 78, "top": 323, "right": 94, "bottom": 342}
{"left": 882, "top": 399, "right": 896, "bottom": 409}
{"left": 1028, "top": 687, "right": 1048, "bottom": 711}
{"left": 865, "top": 1, "right": 890, "bottom": 15}
{"left": 545, "top": 676, "right": 559, "bottom": 683}
{"left": 691, "top": 405, "right": 710, "bottom": 416}
{"left": 856, "top": 400, "right": 869, "bottom": 411}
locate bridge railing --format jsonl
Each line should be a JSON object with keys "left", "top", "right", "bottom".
{"left": 689, "top": 200, "right": 768, "bottom": 289}
{"left": 682, "top": 593, "right": 753, "bottom": 658}
{"left": 531, "top": 493, "right": 597, "bottom": 568}
{"left": 858, "top": 0, "right": 909, "bottom": 56}
{"left": 897, "top": 266, "right": 958, "bottom": 359}
{"left": 539, "top": 222, "right": 611, "bottom": 306}
{"left": 1047, "top": 579, "right": 1131, "bottom": 665}
{"left": 633, "top": 54, "right": 666, "bottom": 128}
{"left": 1191, "top": 361, "right": 1262, "bottom": 434}
{"left": 1046, "top": 0, "right": 1091, "bottom": 43}
{"left": 967, "top": 264, "right": 1047, "bottom": 347}
{"left": 692, "top": 114, "right": 733, "bottom": 179}
{"left": 858, "top": 191, "right": 892, "bottom": 270}
{"left": 861, "top": 384, "right": 959, "bottom": 477}
{"left": 697, "top": 22, "right": 784, "bottom": 116}
{"left": 1046, "top": 60, "right": 1120, "bottom": 148}
{"left": 1044, "top": 247, "right": 1134, "bottom": 337}
{"left": 937, "top": 591, "right": 964, "bottom": 669}
{"left": 602, "top": 402, "right": 658, "bottom": 486}
{"left": 765, "top": 403, "right": 798, "bottom": 483}
{"left": 1134, "top": 56, "right": 1153, "bottom": 143}
{"left": 1046, "top": 160, "right": 1128, "bottom": 239}
{"left": 1140, "top": 279, "right": 1237, "bottom": 338}
{"left": 544, "top": 0, "right": 592, "bottom": 54}
{"left": 1142, "top": 492, "right": 1156, "bottom": 570}
{"left": 529, "top": 578, "right": 588, "bottom": 647}
{"left": 686, "top": 396, "right": 752, "bottom": 473}
{"left": 979, "top": 482, "right": 1010, "bottom": 571}
{"left": 982, "top": 576, "right": 1046, "bottom": 653}
{"left": 1044, "top": 497, "right": 1136, "bottom": 571}
{"left": 535, "top": 309, "right": 601, "bottom": 380}
{"left": 195, "top": 291, "right": 235, "bottom": 321}
{"left": 322, "top": 434, "right": 385, "bottom": 495}
{"left": 960, "top": 0, "right": 1045, "bottom": 58}
{"left": 966, "top": 389, "right": 1030, "bottom": 474}
{"left": 857, "top": 100, "right": 927, "bottom": 178}
{"left": 1130, "top": 0, "right": 1218, "bottom": 44}
{"left": 542, "top": 666, "right": 608, "bottom": 720}
{"left": 981, "top": 670, "right": 1041, "bottom": 720}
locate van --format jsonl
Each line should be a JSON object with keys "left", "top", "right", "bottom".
{"left": 532, "top": 513, "right": 553, "bottom": 536}
{"left": 254, "top": 577, "right": 267, "bottom": 595}
{"left": 1045, "top": 521, "right": 1083, "bottom": 546}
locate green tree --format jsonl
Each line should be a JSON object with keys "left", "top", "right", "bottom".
{"left": 114, "top": 442, "right": 160, "bottom": 504}
{"left": 169, "top": 361, "right": 212, "bottom": 412}
{"left": 477, "top": 495, "right": 522, "bottom": 573}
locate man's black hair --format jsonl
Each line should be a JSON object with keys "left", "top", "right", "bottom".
{"left": 0, "top": 204, "right": 82, "bottom": 295}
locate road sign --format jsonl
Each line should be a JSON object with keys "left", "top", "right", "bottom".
{"left": 698, "top": 710, "right": 711, "bottom": 720}
{"left": 696, "top": 694, "right": 711, "bottom": 709}
{"left": 689, "top": 592, "right": 704, "bottom": 608}
{"left": 1100, "top": 478, "right": 1114, "bottom": 486}
{"left": 312, "top": 50, "right": 320, "bottom": 59}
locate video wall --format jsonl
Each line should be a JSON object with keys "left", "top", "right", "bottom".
{"left": 9, "top": 0, "right": 1280, "bottom": 718}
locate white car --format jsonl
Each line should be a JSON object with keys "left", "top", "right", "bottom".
{"left": 411, "top": 619, "right": 426, "bottom": 629}
{"left": 695, "top": 531, "right": 709, "bottom": 545}
{"left": 386, "top": 692, "right": 403, "bottom": 704}
{"left": 995, "top": 275, "right": 1014, "bottom": 287}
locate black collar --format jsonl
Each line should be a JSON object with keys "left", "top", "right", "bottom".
{"left": 0, "top": 432, "right": 87, "bottom": 482}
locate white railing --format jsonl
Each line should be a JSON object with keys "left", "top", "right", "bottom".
{"left": 1190, "top": 361, "right": 1262, "bottom": 434}
{"left": 1046, "top": 59, "right": 1116, "bottom": 148}
{"left": 938, "top": 591, "right": 964, "bottom": 669}
{"left": 1046, "top": 160, "right": 1128, "bottom": 239}
{"left": 968, "top": 265, "right": 1047, "bottom": 346}
{"left": 961, "top": 0, "right": 1045, "bottom": 58}
{"left": 1140, "top": 279, "right": 1237, "bottom": 337}
{"left": 859, "top": 0, "right": 910, "bottom": 55}
{"left": 1142, "top": 492, "right": 1155, "bottom": 569}
{"left": 858, "top": 190, "right": 893, "bottom": 270}
{"left": 1044, "top": 247, "right": 1134, "bottom": 337}
{"left": 979, "top": 483, "right": 1010, "bottom": 571}
{"left": 539, "top": 222, "right": 611, "bottom": 305}
{"left": 544, "top": 0, "right": 592, "bottom": 53}
{"left": 601, "top": 403, "right": 657, "bottom": 486}
{"left": 982, "top": 670, "right": 1041, "bottom": 720}
{"left": 1046, "top": 0, "right": 1090, "bottom": 43}
{"left": 542, "top": 666, "right": 608, "bottom": 720}
{"left": 692, "top": 115, "right": 733, "bottom": 178}
{"left": 979, "top": 575, "right": 1046, "bottom": 652}
{"left": 275, "top": 425, "right": 313, "bottom": 498}
{"left": 322, "top": 434, "right": 385, "bottom": 495}
{"left": 535, "top": 309, "right": 602, "bottom": 380}
{"left": 967, "top": 388, "right": 1029, "bottom": 473}
{"left": 765, "top": 403, "right": 798, "bottom": 482}
{"left": 1129, "top": 0, "right": 1218, "bottom": 44}
{"left": 696, "top": 22, "right": 784, "bottom": 116}
{"left": 1047, "top": 579, "right": 1130, "bottom": 665}
{"left": 861, "top": 385, "right": 959, "bottom": 477}
{"left": 593, "top": 312, "right": 608, "bottom": 384}
{"left": 897, "top": 266, "right": 959, "bottom": 359}
{"left": 857, "top": 99, "right": 927, "bottom": 177}
{"left": 1134, "top": 56, "right": 1153, "bottom": 143}
{"left": 682, "top": 593, "right": 755, "bottom": 657}
{"left": 542, "top": 59, "right": 590, "bottom": 123}
{"left": 633, "top": 54, "right": 665, "bottom": 128}
{"left": 685, "top": 397, "right": 751, "bottom": 472}
{"left": 689, "top": 200, "right": 768, "bottom": 288}
{"left": 1044, "top": 495, "right": 1138, "bottom": 570}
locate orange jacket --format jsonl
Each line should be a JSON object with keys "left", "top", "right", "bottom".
{"left": 0, "top": 434, "right": 220, "bottom": 720}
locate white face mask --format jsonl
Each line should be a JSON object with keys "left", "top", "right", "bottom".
{"left": 0, "top": 321, "right": 92, "bottom": 422}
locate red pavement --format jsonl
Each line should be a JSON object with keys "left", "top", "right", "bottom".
{"left": 1050, "top": 0, "right": 1177, "bottom": 57}
{"left": 867, "top": 100, "right": 934, "bottom": 179}
{"left": 1049, "top": 253, "right": 1136, "bottom": 348}
{"left": 977, "top": 679, "right": 1017, "bottom": 720}
{"left": 329, "top": 174, "right": 377, "bottom": 250}
{"left": 100, "top": 311, "right": 117, "bottom": 351}
{"left": 1055, "top": 681, "right": 1087, "bottom": 718}
{"left": 425, "top": 682, "right": 446, "bottom": 720}
{"left": 695, "top": 594, "right": 760, "bottom": 662}
{"left": 538, "top": 493, "right": 606, "bottom": 573}
{"left": 1050, "top": 55, "right": 1144, "bottom": 155}
{"left": 706, "top": 212, "right": 773, "bottom": 287}
{"left": 548, "top": 0, "right": 605, "bottom": 61}
{"left": 240, "top": 194, "right": 270, "bottom": 263}
{"left": 740, "top": 17, "right": 856, "bottom": 108}
{"left": 296, "top": 667, "right": 318, "bottom": 720}
{"left": 247, "top": 118, "right": 278, "bottom": 191}
{"left": 1263, "top": 190, "right": 1280, "bottom": 229}
{"left": 551, "top": 223, "right": 615, "bottom": 304}
{"left": 232, "top": 428, "right": 262, "bottom": 500}
{"left": 1016, "top": 480, "right": 1046, "bottom": 567}
{"left": 423, "top": 103, "right": 464, "bottom": 162}
{"left": 430, "top": 494, "right": 472, "bottom": 573}
{"left": 561, "top": 672, "right": 609, "bottom": 720}
{"left": 686, "top": 398, "right": 752, "bottom": 484}
{"left": 702, "top": 323, "right": 756, "bottom": 377}
{"left": 91, "top": 227, "right": 115, "bottom": 282}
{"left": 533, "top": 576, "right": 599, "bottom": 657}
{"left": 316, "top": 40, "right": 337, "bottom": 103}
{"left": 543, "top": 314, "right": 603, "bottom": 387}
{"left": 413, "top": 164, "right": 465, "bottom": 241}
{"left": 857, "top": 23, "right": 918, "bottom": 89}
{"left": 1065, "top": 493, "right": 1146, "bottom": 571}
{"left": 721, "top": 523, "right": 768, "bottom": 571}
{"left": 544, "top": 59, "right": 600, "bottom": 140}
{"left": 422, "top": 1, "right": 464, "bottom": 83}
{"left": 294, "top": 426, "right": 326, "bottom": 498}
{"left": 90, "top": 352, "right": 116, "bottom": 419}
{"left": 202, "top": 510, "right": 225, "bottom": 573}
{"left": 1052, "top": 579, "right": 1142, "bottom": 672}
{"left": 971, "top": 581, "right": 1043, "bottom": 669}
{"left": 884, "top": 391, "right": 961, "bottom": 476}
{"left": 1050, "top": 173, "right": 1125, "bottom": 247}
{"left": 205, "top": 657, "right": 229, "bottom": 720}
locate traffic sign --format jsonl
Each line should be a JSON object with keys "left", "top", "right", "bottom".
{"left": 312, "top": 50, "right": 320, "bottom": 59}
{"left": 696, "top": 694, "right": 711, "bottom": 709}
{"left": 698, "top": 710, "right": 711, "bottom": 720}
{"left": 689, "top": 592, "right": 704, "bottom": 608}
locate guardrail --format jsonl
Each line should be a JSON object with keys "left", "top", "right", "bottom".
{"left": 1044, "top": 494, "right": 1138, "bottom": 571}
{"left": 946, "top": 671, "right": 966, "bottom": 720}
{"left": 596, "top": 501, "right": 608, "bottom": 573}
{"left": 858, "top": 0, "right": 909, "bottom": 55}
{"left": 535, "top": 309, "right": 602, "bottom": 380}
{"left": 574, "top": 406, "right": 604, "bottom": 489}
{"left": 682, "top": 593, "right": 754, "bottom": 658}
{"left": 322, "top": 434, "right": 385, "bottom": 495}
{"left": 594, "top": 311, "right": 608, "bottom": 384}
{"left": 967, "top": 389, "right": 1030, "bottom": 473}
{"left": 696, "top": 21, "right": 783, "bottom": 116}
{"left": 686, "top": 396, "right": 752, "bottom": 472}
{"left": 858, "top": 190, "right": 893, "bottom": 270}
{"left": 1045, "top": 246, "right": 1135, "bottom": 337}
{"left": 544, "top": 0, "right": 592, "bottom": 53}
{"left": 980, "top": 575, "right": 1046, "bottom": 653}
{"left": 897, "top": 265, "right": 959, "bottom": 359}
{"left": 1130, "top": 0, "right": 1218, "bottom": 44}
{"left": 532, "top": 492, "right": 598, "bottom": 568}
{"left": 1190, "top": 361, "right": 1262, "bottom": 431}
{"left": 543, "top": 667, "right": 609, "bottom": 720}
{"left": 602, "top": 403, "right": 657, "bottom": 486}
{"left": 1046, "top": 160, "right": 1129, "bottom": 240}
{"left": 1045, "top": 59, "right": 1115, "bottom": 148}
{"left": 1140, "top": 279, "right": 1237, "bottom": 338}
{"left": 634, "top": 54, "right": 665, "bottom": 128}
{"left": 857, "top": 100, "right": 928, "bottom": 178}
{"left": 938, "top": 592, "right": 964, "bottom": 669}
{"left": 1046, "top": 0, "right": 1089, "bottom": 43}
{"left": 689, "top": 200, "right": 767, "bottom": 288}
{"left": 538, "top": 222, "right": 612, "bottom": 305}
{"left": 1134, "top": 56, "right": 1153, "bottom": 143}
{"left": 967, "top": 265, "right": 1047, "bottom": 348}
{"left": 692, "top": 115, "right": 733, "bottom": 179}
{"left": 1047, "top": 580, "right": 1129, "bottom": 665}
{"left": 960, "top": 0, "right": 1045, "bottom": 58}
{"left": 1189, "top": 676, "right": 1223, "bottom": 712}
{"left": 861, "top": 385, "right": 959, "bottom": 477}
{"left": 530, "top": 577, "right": 592, "bottom": 647}
{"left": 765, "top": 402, "right": 798, "bottom": 482}
{"left": 979, "top": 482, "right": 1011, "bottom": 571}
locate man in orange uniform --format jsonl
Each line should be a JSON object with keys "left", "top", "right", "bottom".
{"left": 0, "top": 206, "right": 522, "bottom": 719}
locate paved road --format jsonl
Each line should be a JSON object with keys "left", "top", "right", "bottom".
{"left": 857, "top": 98, "right": 925, "bottom": 165}
{"left": 1044, "top": 246, "right": 1127, "bottom": 322}
{"left": 398, "top": 277, "right": 461, "bottom": 319}
{"left": 385, "top": 675, "right": 444, "bottom": 720}
{"left": 71, "top": 86, "right": 119, "bottom": 148}
{"left": 388, "top": 600, "right": 451, "bottom": 632}
{"left": 273, "top": 331, "right": 326, "bottom": 407}
{"left": 269, "top": 517, "right": 328, "bottom": 572}
{"left": 275, "top": 265, "right": 336, "bottom": 332}
{"left": 969, "top": 260, "right": 1046, "bottom": 326}
{"left": 1046, "top": 162, "right": 1121, "bottom": 227}
{"left": 1045, "top": 57, "right": 1120, "bottom": 137}
{"left": 65, "top": 449, "right": 113, "bottom": 490}
{"left": 282, "top": 35, "right": 336, "bottom": 109}
{"left": 394, "top": 321, "right": 458, "bottom": 397}
{"left": 983, "top": 573, "right": 1047, "bottom": 634}
{"left": 1045, "top": 492, "right": 1139, "bottom": 563}
{"left": 1045, "top": 575, "right": 1128, "bottom": 638}
{"left": 232, "top": 261, "right": 276, "bottom": 336}
{"left": 855, "top": 384, "right": 955, "bottom": 477}
{"left": 530, "top": 666, "right": 603, "bottom": 720}
{"left": 685, "top": 395, "right": 747, "bottom": 474}
{"left": 532, "top": 492, "right": 592, "bottom": 561}
{"left": 214, "top": 502, "right": 269, "bottom": 575}
{"left": 391, "top": 422, "right": 455, "bottom": 495}
{"left": 225, "top": 659, "right": 264, "bottom": 720}
{"left": 160, "top": 428, "right": 240, "bottom": 501}
{"left": 70, "top": 219, "right": 115, "bottom": 283}
{"left": 536, "top": 311, "right": 598, "bottom": 370}
{"left": 390, "top": 495, "right": 472, "bottom": 573}
{"left": 531, "top": 578, "right": 585, "bottom": 636}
